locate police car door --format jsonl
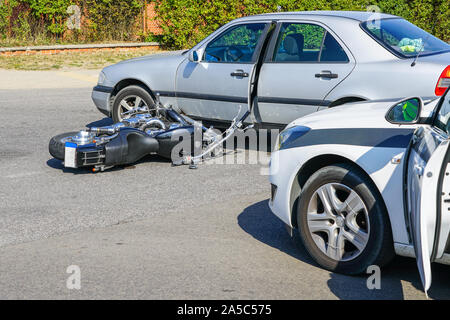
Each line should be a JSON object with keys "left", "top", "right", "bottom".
{"left": 406, "top": 88, "right": 450, "bottom": 295}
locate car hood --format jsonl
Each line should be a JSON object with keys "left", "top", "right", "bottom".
{"left": 116, "top": 50, "right": 187, "bottom": 64}
{"left": 287, "top": 98, "right": 439, "bottom": 130}
{"left": 100, "top": 49, "right": 188, "bottom": 88}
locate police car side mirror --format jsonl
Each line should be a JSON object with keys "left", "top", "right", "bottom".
{"left": 386, "top": 97, "right": 422, "bottom": 124}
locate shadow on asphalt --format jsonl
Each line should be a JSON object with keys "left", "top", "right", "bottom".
{"left": 86, "top": 117, "right": 114, "bottom": 128}
{"left": 46, "top": 154, "right": 171, "bottom": 174}
{"left": 238, "top": 199, "right": 450, "bottom": 300}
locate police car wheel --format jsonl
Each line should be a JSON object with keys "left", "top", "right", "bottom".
{"left": 297, "top": 163, "right": 395, "bottom": 275}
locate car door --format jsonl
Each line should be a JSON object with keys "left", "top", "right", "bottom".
{"left": 406, "top": 89, "right": 450, "bottom": 295}
{"left": 175, "top": 22, "right": 269, "bottom": 123}
{"left": 256, "top": 21, "right": 355, "bottom": 125}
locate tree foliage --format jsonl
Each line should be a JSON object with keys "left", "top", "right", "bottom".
{"left": 84, "top": 0, "right": 144, "bottom": 41}
{"left": 25, "top": 0, "right": 73, "bottom": 33}
{"left": 0, "top": 0, "right": 144, "bottom": 43}
{"left": 0, "top": 0, "right": 448, "bottom": 46}
{"left": 155, "top": 0, "right": 449, "bottom": 49}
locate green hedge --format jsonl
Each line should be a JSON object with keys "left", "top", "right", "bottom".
{"left": 155, "top": 0, "right": 449, "bottom": 49}
{"left": 84, "top": 0, "right": 143, "bottom": 41}
{"left": 0, "top": 0, "right": 144, "bottom": 44}
{"left": 1, "top": 0, "right": 448, "bottom": 48}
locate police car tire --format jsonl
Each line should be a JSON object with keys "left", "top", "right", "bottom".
{"left": 297, "top": 163, "right": 395, "bottom": 275}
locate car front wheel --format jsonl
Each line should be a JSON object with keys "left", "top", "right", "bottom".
{"left": 112, "top": 85, "right": 155, "bottom": 123}
{"left": 297, "top": 163, "right": 394, "bottom": 275}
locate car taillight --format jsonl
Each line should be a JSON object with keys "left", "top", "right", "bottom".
{"left": 435, "top": 65, "right": 450, "bottom": 96}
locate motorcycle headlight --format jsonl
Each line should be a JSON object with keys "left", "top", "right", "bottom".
{"left": 274, "top": 126, "right": 310, "bottom": 151}
{"left": 98, "top": 71, "right": 106, "bottom": 85}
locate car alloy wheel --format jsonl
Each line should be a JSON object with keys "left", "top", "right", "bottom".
{"left": 306, "top": 182, "right": 370, "bottom": 262}
{"left": 112, "top": 85, "right": 156, "bottom": 123}
{"left": 118, "top": 95, "right": 149, "bottom": 120}
{"left": 297, "top": 164, "right": 394, "bottom": 274}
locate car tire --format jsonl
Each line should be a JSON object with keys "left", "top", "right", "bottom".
{"left": 49, "top": 132, "right": 79, "bottom": 160}
{"left": 112, "top": 85, "right": 155, "bottom": 123}
{"left": 297, "top": 163, "right": 394, "bottom": 275}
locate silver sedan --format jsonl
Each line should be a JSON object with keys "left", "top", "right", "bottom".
{"left": 92, "top": 11, "right": 450, "bottom": 127}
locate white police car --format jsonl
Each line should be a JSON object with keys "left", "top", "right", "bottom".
{"left": 269, "top": 88, "right": 450, "bottom": 293}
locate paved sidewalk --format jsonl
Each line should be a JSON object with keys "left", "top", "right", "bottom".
{"left": 0, "top": 69, "right": 100, "bottom": 90}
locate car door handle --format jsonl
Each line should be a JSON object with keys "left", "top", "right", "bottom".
{"left": 315, "top": 71, "right": 338, "bottom": 79}
{"left": 230, "top": 70, "right": 249, "bottom": 78}
{"left": 414, "top": 165, "right": 424, "bottom": 176}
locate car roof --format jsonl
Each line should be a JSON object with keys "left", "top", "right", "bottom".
{"left": 246, "top": 10, "right": 398, "bottom": 22}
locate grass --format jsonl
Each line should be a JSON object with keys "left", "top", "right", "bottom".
{"left": 0, "top": 48, "right": 163, "bottom": 70}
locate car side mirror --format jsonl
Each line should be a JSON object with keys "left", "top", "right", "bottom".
{"left": 386, "top": 97, "right": 422, "bottom": 124}
{"left": 188, "top": 50, "right": 200, "bottom": 63}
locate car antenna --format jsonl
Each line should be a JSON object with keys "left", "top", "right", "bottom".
{"left": 411, "top": 17, "right": 439, "bottom": 67}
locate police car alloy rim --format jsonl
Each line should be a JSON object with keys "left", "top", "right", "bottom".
{"left": 306, "top": 183, "right": 370, "bottom": 262}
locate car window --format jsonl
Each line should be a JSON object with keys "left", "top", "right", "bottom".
{"left": 362, "top": 18, "right": 450, "bottom": 57}
{"left": 272, "top": 23, "right": 348, "bottom": 63}
{"left": 434, "top": 90, "right": 450, "bottom": 136}
{"left": 204, "top": 23, "right": 266, "bottom": 63}
{"left": 273, "top": 23, "right": 325, "bottom": 62}
{"left": 320, "top": 32, "right": 349, "bottom": 62}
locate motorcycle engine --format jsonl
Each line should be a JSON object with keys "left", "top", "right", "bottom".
{"left": 70, "top": 131, "right": 96, "bottom": 146}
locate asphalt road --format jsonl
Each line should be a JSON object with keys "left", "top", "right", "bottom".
{"left": 0, "top": 70, "right": 450, "bottom": 299}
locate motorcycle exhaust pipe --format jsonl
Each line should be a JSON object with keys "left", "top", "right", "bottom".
{"left": 140, "top": 119, "right": 166, "bottom": 131}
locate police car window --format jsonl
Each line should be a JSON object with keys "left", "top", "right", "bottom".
{"left": 204, "top": 23, "right": 266, "bottom": 63}
{"left": 434, "top": 90, "right": 450, "bottom": 135}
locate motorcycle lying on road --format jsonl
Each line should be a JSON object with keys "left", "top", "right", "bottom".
{"left": 48, "top": 96, "right": 254, "bottom": 172}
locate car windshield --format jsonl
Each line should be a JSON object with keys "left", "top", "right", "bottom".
{"left": 362, "top": 18, "right": 450, "bottom": 57}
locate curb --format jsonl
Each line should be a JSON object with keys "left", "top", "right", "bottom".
{"left": 0, "top": 42, "right": 160, "bottom": 55}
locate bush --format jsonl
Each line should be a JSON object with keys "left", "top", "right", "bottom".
{"left": 25, "top": 0, "right": 73, "bottom": 35}
{"left": 0, "top": 0, "right": 145, "bottom": 45}
{"left": 155, "top": 0, "right": 449, "bottom": 49}
{"left": 84, "top": 0, "right": 144, "bottom": 41}
{"left": 0, "top": 0, "right": 16, "bottom": 38}
{"left": 0, "top": 0, "right": 448, "bottom": 48}
{"left": 154, "top": 0, "right": 242, "bottom": 49}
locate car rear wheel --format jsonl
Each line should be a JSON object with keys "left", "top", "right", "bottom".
{"left": 297, "top": 163, "right": 394, "bottom": 275}
{"left": 112, "top": 85, "right": 155, "bottom": 123}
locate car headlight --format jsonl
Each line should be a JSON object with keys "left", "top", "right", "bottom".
{"left": 274, "top": 126, "right": 310, "bottom": 151}
{"left": 97, "top": 71, "right": 106, "bottom": 85}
